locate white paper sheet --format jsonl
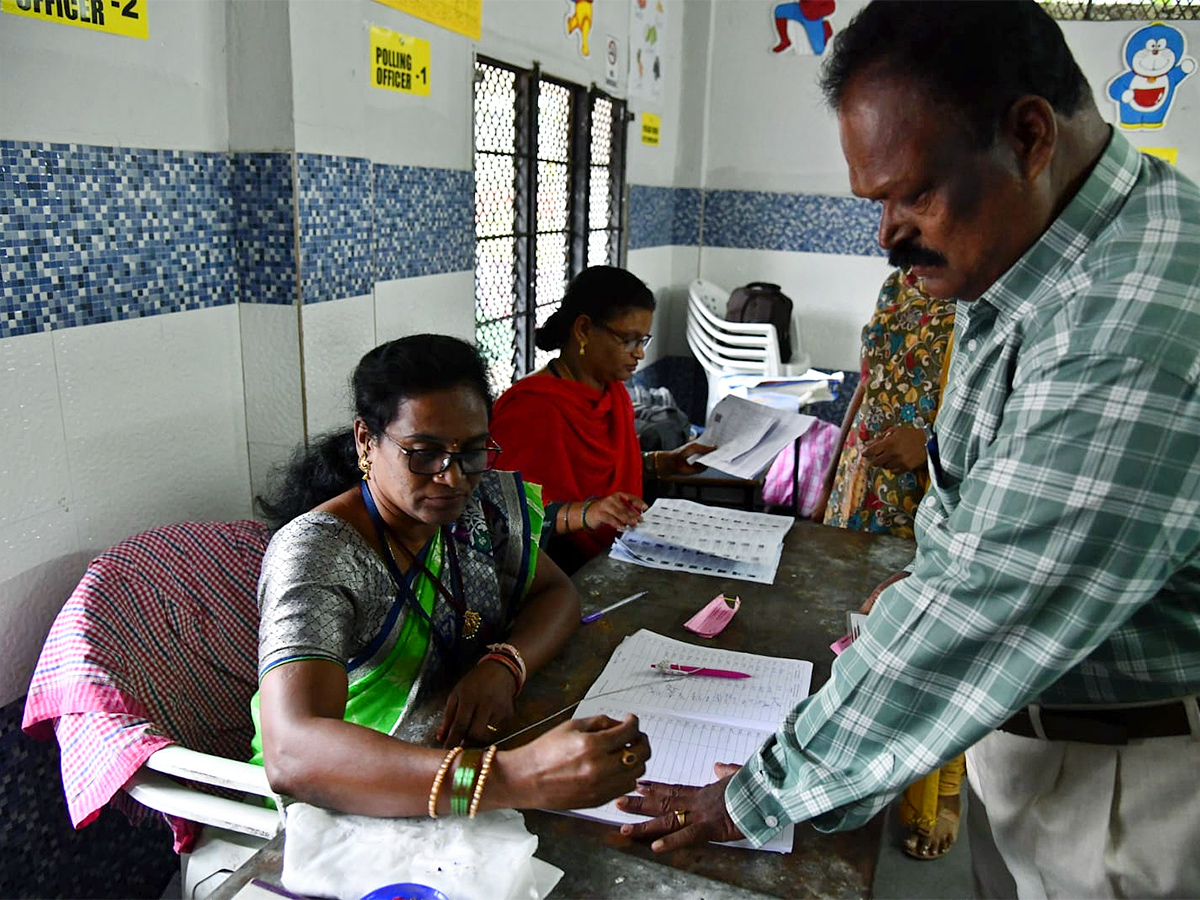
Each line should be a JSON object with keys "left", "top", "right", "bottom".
{"left": 565, "top": 630, "right": 813, "bottom": 854}
{"left": 611, "top": 499, "right": 794, "bottom": 584}
{"left": 693, "top": 394, "right": 816, "bottom": 479}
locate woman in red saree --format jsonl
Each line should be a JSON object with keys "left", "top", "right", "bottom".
{"left": 491, "top": 267, "right": 711, "bottom": 573}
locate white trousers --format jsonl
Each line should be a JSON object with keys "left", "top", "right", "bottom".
{"left": 966, "top": 729, "right": 1200, "bottom": 899}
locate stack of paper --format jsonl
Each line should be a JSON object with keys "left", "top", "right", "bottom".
{"left": 611, "top": 498, "right": 794, "bottom": 584}
{"left": 567, "top": 629, "right": 814, "bottom": 853}
{"left": 692, "top": 394, "right": 816, "bottom": 479}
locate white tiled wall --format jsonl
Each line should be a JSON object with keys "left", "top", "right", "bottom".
{"left": 375, "top": 273, "right": 477, "bottom": 345}
{"left": 301, "top": 294, "right": 378, "bottom": 437}
{"left": 0, "top": 306, "right": 254, "bottom": 704}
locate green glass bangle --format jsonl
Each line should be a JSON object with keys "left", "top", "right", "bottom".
{"left": 451, "top": 750, "right": 481, "bottom": 817}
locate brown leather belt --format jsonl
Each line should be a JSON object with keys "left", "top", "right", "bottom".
{"left": 998, "top": 700, "right": 1195, "bottom": 745}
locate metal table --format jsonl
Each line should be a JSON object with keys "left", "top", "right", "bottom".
{"left": 210, "top": 521, "right": 914, "bottom": 899}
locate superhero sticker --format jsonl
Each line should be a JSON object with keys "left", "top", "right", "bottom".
{"left": 771, "top": 0, "right": 834, "bottom": 56}
{"left": 1107, "top": 22, "right": 1195, "bottom": 130}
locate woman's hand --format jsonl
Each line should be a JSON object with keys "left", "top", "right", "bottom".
{"left": 862, "top": 425, "right": 927, "bottom": 474}
{"left": 494, "top": 714, "right": 651, "bottom": 810}
{"left": 616, "top": 763, "right": 745, "bottom": 852}
{"left": 438, "top": 659, "right": 519, "bottom": 747}
{"left": 860, "top": 569, "right": 910, "bottom": 615}
{"left": 658, "top": 441, "right": 717, "bottom": 477}
{"left": 584, "top": 492, "right": 647, "bottom": 531}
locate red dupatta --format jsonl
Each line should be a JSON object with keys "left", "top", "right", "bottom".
{"left": 491, "top": 373, "right": 642, "bottom": 558}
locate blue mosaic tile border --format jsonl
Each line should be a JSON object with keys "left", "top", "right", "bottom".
{"left": 703, "top": 190, "right": 884, "bottom": 256}
{"left": 233, "top": 152, "right": 296, "bottom": 306}
{"left": 295, "top": 154, "right": 373, "bottom": 305}
{"left": 374, "top": 164, "right": 474, "bottom": 282}
{"left": 628, "top": 185, "right": 673, "bottom": 250}
{"left": 672, "top": 188, "right": 703, "bottom": 247}
{"left": 0, "top": 141, "right": 236, "bottom": 340}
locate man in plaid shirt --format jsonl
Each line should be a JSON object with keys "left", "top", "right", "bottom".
{"left": 618, "top": 3, "right": 1200, "bottom": 895}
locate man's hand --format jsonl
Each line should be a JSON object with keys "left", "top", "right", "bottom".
{"left": 862, "top": 425, "right": 927, "bottom": 474}
{"left": 615, "top": 763, "right": 745, "bottom": 852}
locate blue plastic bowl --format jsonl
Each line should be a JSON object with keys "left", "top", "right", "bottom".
{"left": 358, "top": 884, "right": 449, "bottom": 900}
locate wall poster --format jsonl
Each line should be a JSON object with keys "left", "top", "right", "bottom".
{"left": 373, "top": 0, "right": 481, "bottom": 41}
{"left": 628, "top": 0, "right": 664, "bottom": 104}
{"left": 369, "top": 24, "right": 431, "bottom": 96}
{"left": 1, "top": 0, "right": 148, "bottom": 39}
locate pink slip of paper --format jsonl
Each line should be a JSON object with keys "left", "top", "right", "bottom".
{"left": 683, "top": 593, "right": 741, "bottom": 637}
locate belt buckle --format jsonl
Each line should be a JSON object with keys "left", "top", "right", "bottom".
{"left": 1042, "top": 710, "right": 1128, "bottom": 745}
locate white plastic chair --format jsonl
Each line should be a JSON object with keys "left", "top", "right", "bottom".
{"left": 686, "top": 279, "right": 811, "bottom": 416}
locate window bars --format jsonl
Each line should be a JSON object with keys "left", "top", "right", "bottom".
{"left": 474, "top": 57, "right": 628, "bottom": 394}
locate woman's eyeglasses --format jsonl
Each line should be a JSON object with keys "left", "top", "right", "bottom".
{"left": 598, "top": 323, "right": 653, "bottom": 352}
{"left": 383, "top": 434, "right": 503, "bottom": 475}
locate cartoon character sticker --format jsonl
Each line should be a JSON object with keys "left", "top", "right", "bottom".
{"left": 1107, "top": 22, "right": 1195, "bottom": 130}
{"left": 566, "top": 0, "right": 593, "bottom": 57}
{"left": 772, "top": 0, "right": 835, "bottom": 56}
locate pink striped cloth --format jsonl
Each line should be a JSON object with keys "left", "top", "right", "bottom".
{"left": 22, "top": 520, "right": 272, "bottom": 853}
{"left": 762, "top": 419, "right": 841, "bottom": 515}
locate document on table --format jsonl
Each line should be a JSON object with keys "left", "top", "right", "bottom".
{"left": 611, "top": 498, "right": 794, "bottom": 584}
{"left": 566, "top": 630, "right": 813, "bottom": 853}
{"left": 692, "top": 394, "right": 816, "bottom": 479}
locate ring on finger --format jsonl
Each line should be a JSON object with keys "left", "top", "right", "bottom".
{"left": 621, "top": 749, "right": 638, "bottom": 768}
{"left": 674, "top": 809, "right": 688, "bottom": 827}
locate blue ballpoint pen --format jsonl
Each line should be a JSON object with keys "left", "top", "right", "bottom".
{"left": 581, "top": 590, "right": 649, "bottom": 624}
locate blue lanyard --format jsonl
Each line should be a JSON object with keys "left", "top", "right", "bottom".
{"left": 359, "top": 481, "right": 462, "bottom": 656}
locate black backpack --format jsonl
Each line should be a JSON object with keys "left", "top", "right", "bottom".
{"left": 726, "top": 282, "right": 794, "bottom": 363}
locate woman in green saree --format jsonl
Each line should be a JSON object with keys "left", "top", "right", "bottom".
{"left": 252, "top": 334, "right": 650, "bottom": 817}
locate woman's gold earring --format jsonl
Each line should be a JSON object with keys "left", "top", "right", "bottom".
{"left": 579, "top": 340, "right": 586, "bottom": 356}
{"left": 358, "top": 449, "right": 372, "bottom": 481}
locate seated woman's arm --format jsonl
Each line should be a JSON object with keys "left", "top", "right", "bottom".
{"left": 438, "top": 552, "right": 580, "bottom": 747}
{"left": 259, "top": 657, "right": 648, "bottom": 817}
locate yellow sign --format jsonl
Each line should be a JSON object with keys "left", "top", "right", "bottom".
{"left": 1141, "top": 147, "right": 1178, "bottom": 166}
{"left": 1, "top": 0, "right": 148, "bottom": 38}
{"left": 641, "top": 112, "right": 661, "bottom": 146}
{"left": 370, "top": 25, "right": 431, "bottom": 96}
{"left": 372, "top": 0, "right": 481, "bottom": 40}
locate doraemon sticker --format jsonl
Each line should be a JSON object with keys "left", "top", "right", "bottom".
{"left": 1107, "top": 22, "right": 1195, "bottom": 130}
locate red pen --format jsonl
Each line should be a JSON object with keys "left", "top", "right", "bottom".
{"left": 622, "top": 497, "right": 645, "bottom": 517}
{"left": 651, "top": 662, "right": 751, "bottom": 679}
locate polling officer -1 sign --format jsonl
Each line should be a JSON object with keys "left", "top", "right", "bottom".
{"left": 369, "top": 24, "right": 430, "bottom": 96}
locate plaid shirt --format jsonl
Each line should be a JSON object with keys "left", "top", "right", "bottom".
{"left": 728, "top": 130, "right": 1200, "bottom": 844}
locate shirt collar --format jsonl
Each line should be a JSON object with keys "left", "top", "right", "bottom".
{"left": 975, "top": 128, "right": 1141, "bottom": 323}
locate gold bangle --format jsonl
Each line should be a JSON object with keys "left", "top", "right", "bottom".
{"left": 468, "top": 744, "right": 499, "bottom": 818}
{"left": 428, "top": 745, "right": 464, "bottom": 818}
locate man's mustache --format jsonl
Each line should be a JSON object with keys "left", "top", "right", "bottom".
{"left": 888, "top": 240, "right": 947, "bottom": 270}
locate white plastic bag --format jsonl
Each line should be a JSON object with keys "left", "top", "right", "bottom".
{"left": 281, "top": 805, "right": 563, "bottom": 900}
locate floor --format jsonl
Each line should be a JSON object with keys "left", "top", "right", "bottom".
{"left": 874, "top": 793, "right": 974, "bottom": 900}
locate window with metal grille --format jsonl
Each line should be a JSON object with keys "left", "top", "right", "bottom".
{"left": 473, "top": 57, "right": 628, "bottom": 393}
{"left": 1039, "top": 0, "right": 1199, "bottom": 19}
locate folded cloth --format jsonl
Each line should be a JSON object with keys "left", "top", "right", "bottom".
{"left": 282, "top": 805, "right": 563, "bottom": 900}
{"left": 21, "top": 520, "right": 271, "bottom": 852}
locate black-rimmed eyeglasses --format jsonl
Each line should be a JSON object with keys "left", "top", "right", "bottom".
{"left": 383, "top": 434, "right": 503, "bottom": 475}
{"left": 598, "top": 323, "right": 653, "bottom": 352}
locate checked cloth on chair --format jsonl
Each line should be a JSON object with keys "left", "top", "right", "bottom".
{"left": 22, "top": 520, "right": 271, "bottom": 853}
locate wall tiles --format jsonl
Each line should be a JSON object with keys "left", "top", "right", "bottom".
{"left": 374, "top": 164, "right": 474, "bottom": 281}
{"left": 233, "top": 152, "right": 296, "bottom": 305}
{"left": 628, "top": 184, "right": 674, "bottom": 250}
{"left": 296, "top": 154, "right": 373, "bottom": 304}
{"left": 0, "top": 141, "right": 237, "bottom": 339}
{"left": 703, "top": 190, "right": 884, "bottom": 256}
